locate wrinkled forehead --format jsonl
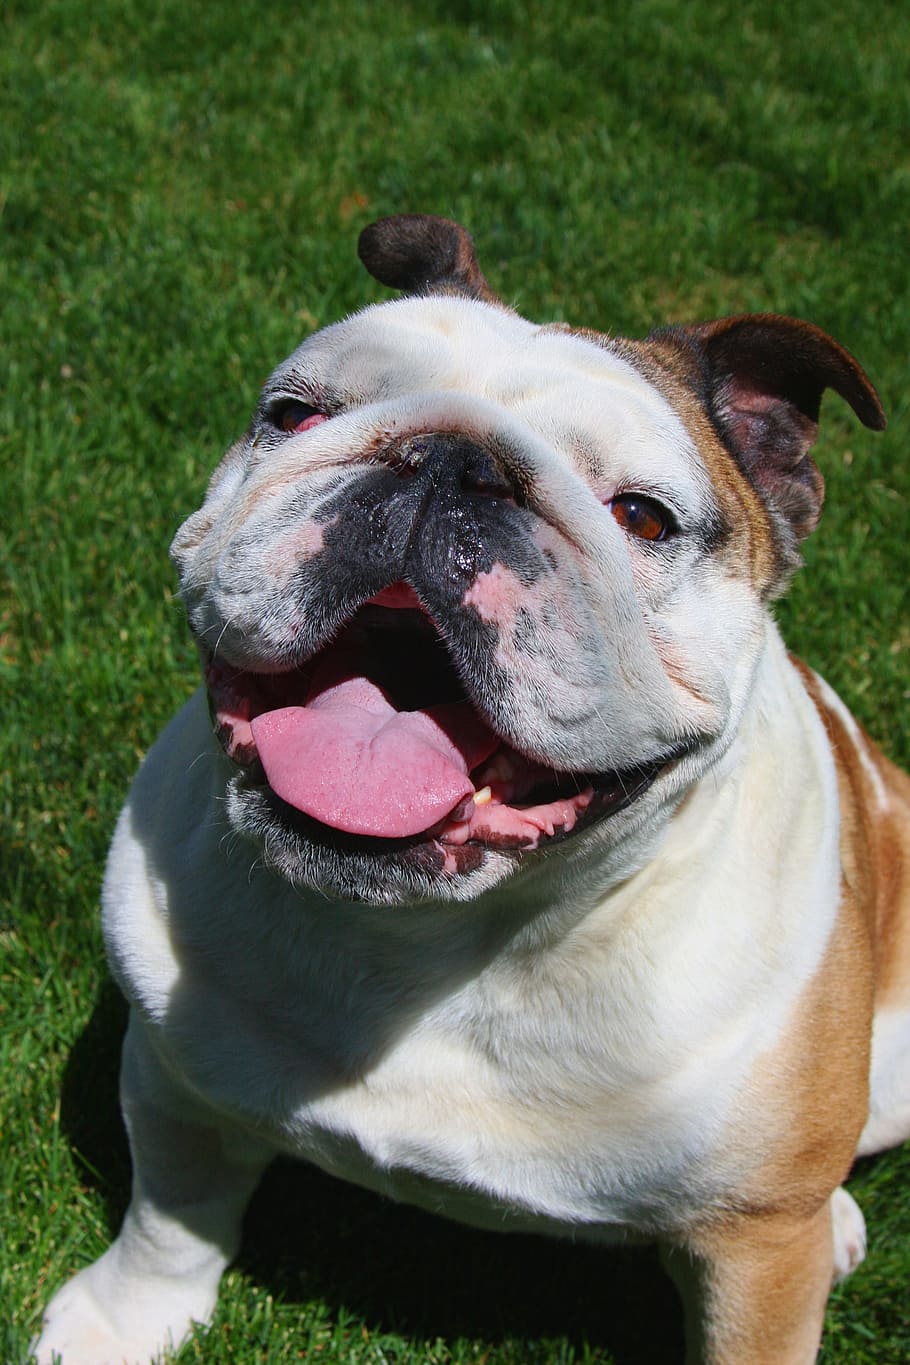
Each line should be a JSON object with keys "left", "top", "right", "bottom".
{"left": 267, "top": 296, "right": 712, "bottom": 501}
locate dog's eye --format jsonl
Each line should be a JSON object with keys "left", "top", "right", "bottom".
{"left": 271, "top": 399, "right": 329, "bottom": 434}
{"left": 609, "top": 494, "right": 674, "bottom": 542}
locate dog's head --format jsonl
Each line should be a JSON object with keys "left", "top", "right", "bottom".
{"left": 171, "top": 215, "right": 884, "bottom": 905}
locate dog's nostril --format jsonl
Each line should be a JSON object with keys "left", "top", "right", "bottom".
{"left": 386, "top": 435, "right": 433, "bottom": 476}
{"left": 461, "top": 448, "right": 512, "bottom": 498}
{"left": 383, "top": 432, "right": 514, "bottom": 498}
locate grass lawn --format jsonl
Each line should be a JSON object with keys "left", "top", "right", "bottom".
{"left": 2, "top": 0, "right": 908, "bottom": 1360}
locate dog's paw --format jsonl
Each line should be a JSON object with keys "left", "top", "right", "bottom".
{"left": 830, "top": 1185, "right": 867, "bottom": 1283}
{"left": 31, "top": 1254, "right": 215, "bottom": 1365}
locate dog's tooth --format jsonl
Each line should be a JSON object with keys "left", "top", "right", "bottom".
{"left": 473, "top": 786, "right": 493, "bottom": 806}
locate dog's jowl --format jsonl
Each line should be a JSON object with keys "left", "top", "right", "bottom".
{"left": 34, "top": 216, "right": 910, "bottom": 1365}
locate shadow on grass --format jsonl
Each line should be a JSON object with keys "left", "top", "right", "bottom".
{"left": 60, "top": 978, "right": 684, "bottom": 1364}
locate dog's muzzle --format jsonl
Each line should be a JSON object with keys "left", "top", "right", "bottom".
{"left": 185, "top": 426, "right": 694, "bottom": 898}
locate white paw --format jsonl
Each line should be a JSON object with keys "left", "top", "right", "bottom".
{"left": 831, "top": 1185, "right": 867, "bottom": 1283}
{"left": 31, "top": 1252, "right": 215, "bottom": 1365}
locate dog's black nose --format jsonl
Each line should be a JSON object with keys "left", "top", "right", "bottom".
{"left": 386, "top": 432, "right": 515, "bottom": 501}
{"left": 303, "top": 428, "right": 536, "bottom": 623}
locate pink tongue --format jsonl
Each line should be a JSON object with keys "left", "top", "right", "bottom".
{"left": 249, "top": 676, "right": 498, "bottom": 838}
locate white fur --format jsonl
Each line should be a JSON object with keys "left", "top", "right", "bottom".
{"left": 830, "top": 1186, "right": 867, "bottom": 1282}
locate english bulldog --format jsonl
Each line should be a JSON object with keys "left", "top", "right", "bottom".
{"left": 35, "top": 215, "right": 910, "bottom": 1365}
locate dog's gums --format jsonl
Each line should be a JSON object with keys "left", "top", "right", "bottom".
{"left": 206, "top": 592, "right": 663, "bottom": 858}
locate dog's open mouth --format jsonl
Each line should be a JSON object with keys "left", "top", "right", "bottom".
{"left": 206, "top": 586, "right": 664, "bottom": 855}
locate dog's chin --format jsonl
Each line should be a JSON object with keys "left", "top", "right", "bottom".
{"left": 222, "top": 759, "right": 670, "bottom": 906}
{"left": 223, "top": 774, "right": 513, "bottom": 904}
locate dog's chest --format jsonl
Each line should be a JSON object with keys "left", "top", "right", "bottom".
{"left": 169, "top": 910, "right": 751, "bottom": 1235}
{"left": 281, "top": 1014, "right": 734, "bottom": 1234}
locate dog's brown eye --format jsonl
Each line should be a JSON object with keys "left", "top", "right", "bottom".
{"left": 609, "top": 494, "right": 672, "bottom": 542}
{"left": 273, "top": 400, "right": 328, "bottom": 434}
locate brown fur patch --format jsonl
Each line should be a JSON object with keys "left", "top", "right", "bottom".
{"left": 669, "top": 1201, "right": 835, "bottom": 1364}
{"left": 795, "top": 660, "right": 910, "bottom": 1012}
{"left": 576, "top": 328, "right": 783, "bottom": 596}
{"left": 734, "top": 850, "right": 873, "bottom": 1219}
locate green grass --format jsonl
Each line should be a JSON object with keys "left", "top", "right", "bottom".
{"left": 2, "top": 0, "right": 908, "bottom": 1360}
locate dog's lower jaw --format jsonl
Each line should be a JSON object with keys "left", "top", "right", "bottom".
{"left": 221, "top": 749, "right": 693, "bottom": 905}
{"left": 225, "top": 772, "right": 541, "bottom": 904}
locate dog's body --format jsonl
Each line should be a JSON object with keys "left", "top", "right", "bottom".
{"left": 35, "top": 217, "right": 910, "bottom": 1364}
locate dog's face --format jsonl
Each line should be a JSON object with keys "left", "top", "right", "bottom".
{"left": 170, "top": 216, "right": 883, "bottom": 904}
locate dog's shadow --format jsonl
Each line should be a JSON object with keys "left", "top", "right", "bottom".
{"left": 61, "top": 980, "right": 684, "bottom": 1364}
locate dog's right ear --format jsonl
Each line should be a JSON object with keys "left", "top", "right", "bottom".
{"left": 648, "top": 314, "right": 886, "bottom": 546}
{"left": 358, "top": 214, "right": 501, "bottom": 304}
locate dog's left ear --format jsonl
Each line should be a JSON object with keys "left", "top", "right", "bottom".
{"left": 358, "top": 214, "right": 501, "bottom": 304}
{"left": 650, "top": 314, "right": 886, "bottom": 542}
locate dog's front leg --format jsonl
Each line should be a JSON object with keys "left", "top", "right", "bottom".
{"left": 662, "top": 1200, "right": 839, "bottom": 1365}
{"left": 33, "top": 1012, "right": 274, "bottom": 1365}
